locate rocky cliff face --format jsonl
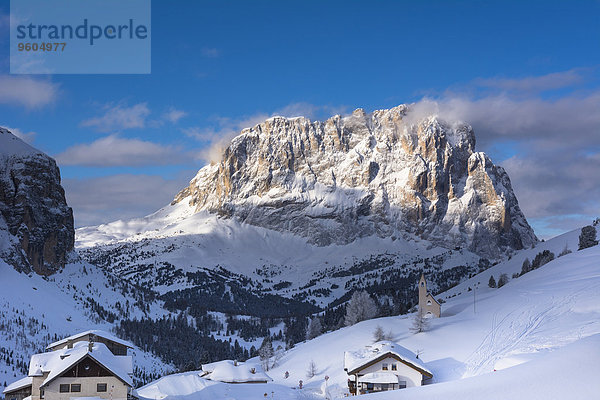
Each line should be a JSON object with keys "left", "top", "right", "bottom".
{"left": 0, "top": 128, "right": 74, "bottom": 274}
{"left": 173, "top": 105, "right": 537, "bottom": 258}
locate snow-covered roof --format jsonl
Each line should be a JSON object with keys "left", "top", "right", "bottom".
{"left": 357, "top": 372, "right": 399, "bottom": 384}
{"left": 47, "top": 330, "right": 133, "bottom": 350}
{"left": 201, "top": 360, "right": 271, "bottom": 383}
{"left": 344, "top": 341, "right": 432, "bottom": 377}
{"left": 3, "top": 376, "right": 33, "bottom": 393}
{"left": 29, "top": 341, "right": 133, "bottom": 387}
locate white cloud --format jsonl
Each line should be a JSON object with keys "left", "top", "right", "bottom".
{"left": 63, "top": 173, "right": 193, "bottom": 227}
{"left": 0, "top": 75, "right": 59, "bottom": 109}
{"left": 162, "top": 108, "right": 187, "bottom": 124}
{"left": 81, "top": 103, "right": 150, "bottom": 132}
{"left": 55, "top": 135, "right": 190, "bottom": 167}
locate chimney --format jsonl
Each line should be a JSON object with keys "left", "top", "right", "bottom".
{"left": 88, "top": 341, "right": 94, "bottom": 353}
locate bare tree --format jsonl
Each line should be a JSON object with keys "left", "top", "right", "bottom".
{"left": 410, "top": 311, "right": 430, "bottom": 334}
{"left": 373, "top": 325, "right": 393, "bottom": 342}
{"left": 306, "top": 360, "right": 318, "bottom": 378}
{"left": 344, "top": 291, "right": 378, "bottom": 326}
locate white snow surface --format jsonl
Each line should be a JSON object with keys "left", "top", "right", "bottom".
{"left": 136, "top": 230, "right": 600, "bottom": 399}
{"left": 0, "top": 128, "right": 41, "bottom": 158}
{"left": 201, "top": 360, "right": 271, "bottom": 383}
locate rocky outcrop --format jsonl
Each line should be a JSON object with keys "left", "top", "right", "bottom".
{"left": 0, "top": 128, "right": 74, "bottom": 274}
{"left": 173, "top": 105, "right": 537, "bottom": 258}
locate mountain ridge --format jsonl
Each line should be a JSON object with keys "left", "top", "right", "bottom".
{"left": 172, "top": 105, "right": 536, "bottom": 259}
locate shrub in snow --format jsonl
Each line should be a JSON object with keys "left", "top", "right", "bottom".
{"left": 306, "top": 317, "right": 322, "bottom": 340}
{"left": 498, "top": 273, "right": 509, "bottom": 288}
{"left": 488, "top": 275, "right": 497, "bottom": 288}
{"left": 344, "top": 291, "right": 378, "bottom": 326}
{"left": 578, "top": 225, "right": 598, "bottom": 250}
{"left": 558, "top": 243, "right": 572, "bottom": 257}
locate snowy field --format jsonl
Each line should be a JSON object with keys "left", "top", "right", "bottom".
{"left": 135, "top": 228, "right": 600, "bottom": 399}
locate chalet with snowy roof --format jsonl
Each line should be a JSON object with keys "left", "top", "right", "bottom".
{"left": 3, "top": 331, "right": 135, "bottom": 400}
{"left": 344, "top": 341, "right": 432, "bottom": 395}
{"left": 418, "top": 274, "right": 441, "bottom": 318}
{"left": 200, "top": 360, "right": 271, "bottom": 384}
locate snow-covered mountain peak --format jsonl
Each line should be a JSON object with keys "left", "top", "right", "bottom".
{"left": 172, "top": 104, "right": 535, "bottom": 258}
{"left": 0, "top": 127, "right": 42, "bottom": 158}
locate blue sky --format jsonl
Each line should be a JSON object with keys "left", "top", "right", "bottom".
{"left": 0, "top": 0, "right": 599, "bottom": 238}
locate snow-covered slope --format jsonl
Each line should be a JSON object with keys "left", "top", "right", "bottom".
{"left": 134, "top": 230, "right": 600, "bottom": 399}
{"left": 0, "top": 258, "right": 172, "bottom": 389}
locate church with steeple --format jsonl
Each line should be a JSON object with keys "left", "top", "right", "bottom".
{"left": 418, "top": 274, "right": 441, "bottom": 318}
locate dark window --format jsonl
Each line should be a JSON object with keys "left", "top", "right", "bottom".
{"left": 381, "top": 384, "right": 389, "bottom": 390}
{"left": 97, "top": 383, "right": 107, "bottom": 392}
{"left": 367, "top": 383, "right": 374, "bottom": 391}
{"left": 71, "top": 384, "right": 81, "bottom": 393}
{"left": 10, "top": 397, "right": 17, "bottom": 400}
{"left": 59, "top": 384, "right": 70, "bottom": 393}
{"left": 391, "top": 364, "right": 397, "bottom": 371}
{"left": 382, "top": 363, "right": 388, "bottom": 370}
{"left": 40, "top": 388, "right": 45, "bottom": 399}
{"left": 399, "top": 381, "right": 407, "bottom": 389}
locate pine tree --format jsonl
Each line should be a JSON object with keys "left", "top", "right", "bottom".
{"left": 498, "top": 273, "right": 509, "bottom": 288}
{"left": 578, "top": 225, "right": 598, "bottom": 250}
{"left": 306, "top": 317, "right": 322, "bottom": 340}
{"left": 344, "top": 291, "right": 378, "bottom": 326}
{"left": 520, "top": 258, "right": 531, "bottom": 276}
{"left": 488, "top": 275, "right": 497, "bottom": 288}
{"left": 258, "top": 336, "right": 274, "bottom": 371}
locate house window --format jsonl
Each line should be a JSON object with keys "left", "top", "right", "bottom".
{"left": 97, "top": 383, "right": 108, "bottom": 392}
{"left": 59, "top": 384, "right": 70, "bottom": 393}
{"left": 391, "top": 364, "right": 397, "bottom": 371}
{"left": 427, "top": 300, "right": 432, "bottom": 305}
{"left": 366, "top": 383, "right": 374, "bottom": 391}
{"left": 40, "top": 388, "right": 45, "bottom": 399}
{"left": 382, "top": 363, "right": 388, "bottom": 370}
{"left": 10, "top": 397, "right": 17, "bottom": 400}
{"left": 381, "top": 384, "right": 389, "bottom": 390}
{"left": 71, "top": 384, "right": 81, "bottom": 393}
{"left": 399, "top": 381, "right": 407, "bottom": 389}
